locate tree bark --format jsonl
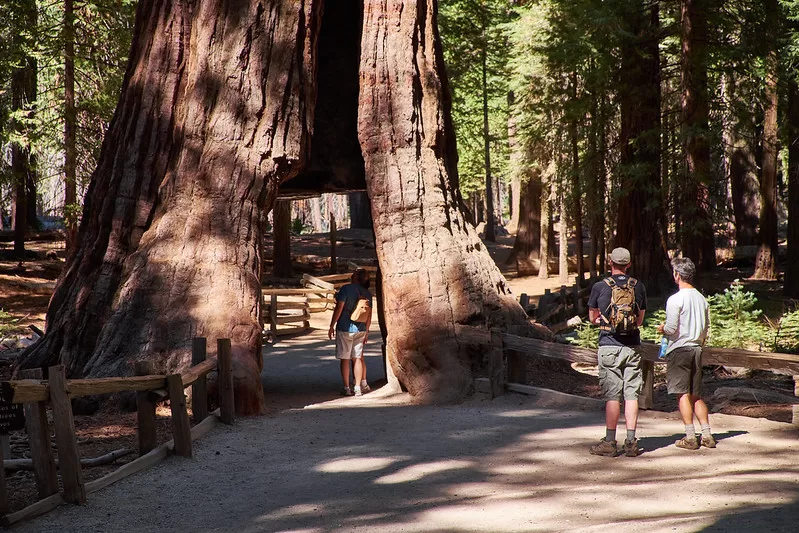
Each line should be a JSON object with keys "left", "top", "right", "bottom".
{"left": 10, "top": 2, "right": 37, "bottom": 257}
{"left": 787, "top": 77, "right": 799, "bottom": 298}
{"left": 358, "top": 0, "right": 529, "bottom": 402}
{"left": 509, "top": 169, "right": 541, "bottom": 275}
{"left": 615, "top": 1, "right": 669, "bottom": 294}
{"left": 753, "top": 0, "right": 780, "bottom": 280}
{"left": 348, "top": 191, "right": 373, "bottom": 229}
{"left": 507, "top": 93, "right": 521, "bottom": 234}
{"left": 481, "top": 31, "right": 496, "bottom": 243}
{"left": 538, "top": 184, "right": 551, "bottom": 279}
{"left": 558, "top": 188, "right": 569, "bottom": 284}
{"left": 64, "top": 0, "right": 78, "bottom": 251}
{"left": 679, "top": 0, "right": 715, "bottom": 270}
{"left": 569, "top": 78, "right": 584, "bottom": 284}
{"left": 20, "top": 0, "right": 324, "bottom": 414}
{"left": 272, "top": 200, "right": 292, "bottom": 278}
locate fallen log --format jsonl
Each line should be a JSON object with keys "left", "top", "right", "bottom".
{"left": 3, "top": 448, "right": 134, "bottom": 472}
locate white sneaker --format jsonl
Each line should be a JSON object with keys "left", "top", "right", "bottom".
{"left": 353, "top": 386, "right": 363, "bottom": 397}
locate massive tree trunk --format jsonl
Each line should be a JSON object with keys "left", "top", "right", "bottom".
{"left": 753, "top": 0, "right": 780, "bottom": 280}
{"left": 506, "top": 93, "right": 521, "bottom": 234}
{"left": 679, "top": 0, "right": 715, "bottom": 270}
{"left": 358, "top": 0, "right": 529, "bottom": 402}
{"left": 20, "top": 0, "right": 324, "bottom": 414}
{"left": 481, "top": 33, "right": 496, "bottom": 243}
{"left": 615, "top": 0, "right": 669, "bottom": 294}
{"left": 787, "top": 77, "right": 799, "bottom": 298}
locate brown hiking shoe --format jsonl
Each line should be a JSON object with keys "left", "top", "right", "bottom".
{"left": 675, "top": 436, "right": 700, "bottom": 450}
{"left": 590, "top": 438, "right": 618, "bottom": 457}
{"left": 701, "top": 435, "right": 717, "bottom": 448}
{"left": 622, "top": 439, "right": 643, "bottom": 457}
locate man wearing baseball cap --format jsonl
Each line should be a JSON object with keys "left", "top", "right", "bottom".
{"left": 587, "top": 247, "right": 648, "bottom": 457}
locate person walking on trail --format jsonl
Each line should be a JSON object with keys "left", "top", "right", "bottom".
{"left": 657, "top": 257, "right": 715, "bottom": 450}
{"left": 329, "top": 268, "right": 373, "bottom": 397}
{"left": 587, "top": 247, "right": 648, "bottom": 457}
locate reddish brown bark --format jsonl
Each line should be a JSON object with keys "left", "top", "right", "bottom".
{"left": 753, "top": 0, "right": 780, "bottom": 280}
{"left": 272, "top": 200, "right": 292, "bottom": 278}
{"left": 680, "top": 0, "right": 715, "bottom": 270}
{"left": 787, "top": 78, "right": 799, "bottom": 298}
{"left": 358, "top": 0, "right": 529, "bottom": 402}
{"left": 509, "top": 172, "right": 542, "bottom": 276}
{"left": 20, "top": 0, "right": 323, "bottom": 414}
{"left": 615, "top": 1, "right": 668, "bottom": 293}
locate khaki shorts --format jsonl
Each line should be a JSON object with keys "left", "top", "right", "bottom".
{"left": 666, "top": 346, "right": 703, "bottom": 396}
{"left": 597, "top": 345, "right": 642, "bottom": 401}
{"left": 335, "top": 331, "right": 366, "bottom": 360}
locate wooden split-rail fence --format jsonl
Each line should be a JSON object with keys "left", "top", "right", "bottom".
{"left": 454, "top": 324, "right": 799, "bottom": 427}
{"left": 262, "top": 267, "right": 379, "bottom": 339}
{"left": 0, "top": 337, "right": 235, "bottom": 526}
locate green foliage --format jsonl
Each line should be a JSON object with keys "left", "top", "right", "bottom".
{"left": 639, "top": 308, "right": 667, "bottom": 344}
{"left": 567, "top": 322, "right": 598, "bottom": 350}
{"left": 707, "top": 280, "right": 767, "bottom": 349}
{"left": 0, "top": 309, "right": 23, "bottom": 337}
{"left": 291, "top": 217, "right": 311, "bottom": 235}
{"left": 770, "top": 308, "right": 799, "bottom": 353}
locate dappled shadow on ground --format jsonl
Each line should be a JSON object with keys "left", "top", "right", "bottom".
{"left": 638, "top": 430, "right": 748, "bottom": 454}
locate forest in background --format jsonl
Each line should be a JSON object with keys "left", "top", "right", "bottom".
{"left": 1, "top": 1, "right": 798, "bottom": 302}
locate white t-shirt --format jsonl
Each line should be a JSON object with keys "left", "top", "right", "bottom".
{"left": 663, "top": 287, "right": 710, "bottom": 355}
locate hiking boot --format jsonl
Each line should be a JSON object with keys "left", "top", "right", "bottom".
{"left": 675, "top": 436, "right": 700, "bottom": 450}
{"left": 589, "top": 438, "right": 617, "bottom": 457}
{"left": 622, "top": 438, "right": 643, "bottom": 457}
{"left": 342, "top": 387, "right": 353, "bottom": 397}
{"left": 700, "top": 435, "right": 717, "bottom": 448}
{"left": 360, "top": 382, "right": 372, "bottom": 394}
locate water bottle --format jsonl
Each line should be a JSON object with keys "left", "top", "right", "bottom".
{"left": 658, "top": 336, "right": 669, "bottom": 359}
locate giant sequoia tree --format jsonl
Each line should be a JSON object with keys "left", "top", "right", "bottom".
{"left": 21, "top": 0, "right": 529, "bottom": 409}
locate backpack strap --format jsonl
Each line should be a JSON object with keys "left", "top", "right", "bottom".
{"left": 603, "top": 277, "right": 616, "bottom": 288}
{"left": 627, "top": 278, "right": 638, "bottom": 288}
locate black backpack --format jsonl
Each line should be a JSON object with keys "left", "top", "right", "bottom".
{"left": 601, "top": 277, "right": 639, "bottom": 335}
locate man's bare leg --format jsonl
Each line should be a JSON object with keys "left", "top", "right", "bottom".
{"left": 340, "top": 360, "right": 351, "bottom": 390}
{"left": 624, "top": 399, "right": 639, "bottom": 431}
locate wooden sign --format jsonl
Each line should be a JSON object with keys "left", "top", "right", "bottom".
{"left": 0, "top": 382, "right": 25, "bottom": 435}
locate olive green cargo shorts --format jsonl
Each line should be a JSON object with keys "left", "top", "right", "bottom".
{"left": 597, "top": 345, "right": 643, "bottom": 401}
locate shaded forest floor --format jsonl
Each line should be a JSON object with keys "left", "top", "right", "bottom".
{"left": 0, "top": 232, "right": 795, "bottom": 514}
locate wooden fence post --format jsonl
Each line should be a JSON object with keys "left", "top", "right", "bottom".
{"left": 19, "top": 369, "right": 58, "bottom": 499}
{"left": 167, "top": 374, "right": 192, "bottom": 458}
{"left": 135, "top": 361, "right": 158, "bottom": 456}
{"left": 330, "top": 213, "right": 337, "bottom": 274}
{"left": 489, "top": 329, "right": 505, "bottom": 398}
{"left": 217, "top": 338, "right": 235, "bottom": 425}
{"left": 192, "top": 338, "right": 209, "bottom": 424}
{"left": 269, "top": 294, "right": 278, "bottom": 339}
{"left": 793, "top": 376, "right": 799, "bottom": 428}
{"left": 48, "top": 365, "right": 86, "bottom": 504}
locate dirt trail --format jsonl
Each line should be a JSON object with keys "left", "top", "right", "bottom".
{"left": 14, "top": 319, "right": 799, "bottom": 533}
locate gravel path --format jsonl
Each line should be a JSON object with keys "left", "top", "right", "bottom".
{"left": 15, "top": 324, "right": 799, "bottom": 533}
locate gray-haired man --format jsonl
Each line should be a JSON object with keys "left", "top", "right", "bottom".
{"left": 657, "top": 257, "right": 715, "bottom": 449}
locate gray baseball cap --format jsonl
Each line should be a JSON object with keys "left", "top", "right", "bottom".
{"left": 609, "top": 247, "right": 631, "bottom": 265}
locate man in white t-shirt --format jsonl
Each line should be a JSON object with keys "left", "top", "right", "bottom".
{"left": 657, "top": 257, "right": 715, "bottom": 450}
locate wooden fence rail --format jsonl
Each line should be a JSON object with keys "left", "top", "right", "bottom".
{"left": 0, "top": 337, "right": 234, "bottom": 526}
{"left": 454, "top": 324, "right": 799, "bottom": 426}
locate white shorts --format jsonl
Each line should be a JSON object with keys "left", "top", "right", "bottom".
{"left": 335, "top": 331, "right": 367, "bottom": 360}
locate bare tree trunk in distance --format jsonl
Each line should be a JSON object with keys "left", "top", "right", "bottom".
{"left": 558, "top": 189, "right": 569, "bottom": 284}
{"left": 539, "top": 186, "right": 551, "bottom": 279}
{"left": 481, "top": 37, "right": 496, "bottom": 243}
{"left": 507, "top": 93, "right": 521, "bottom": 234}
{"left": 20, "top": 0, "right": 324, "bottom": 414}
{"left": 787, "top": 77, "right": 799, "bottom": 298}
{"left": 64, "top": 0, "right": 78, "bottom": 251}
{"left": 348, "top": 191, "right": 373, "bottom": 229}
{"left": 569, "top": 79, "right": 584, "bottom": 284}
{"left": 615, "top": 0, "right": 669, "bottom": 294}
{"left": 10, "top": 2, "right": 37, "bottom": 258}
{"left": 358, "top": 0, "right": 530, "bottom": 402}
{"left": 309, "top": 197, "right": 324, "bottom": 232}
{"left": 680, "top": 0, "right": 715, "bottom": 270}
{"left": 509, "top": 170, "right": 541, "bottom": 276}
{"left": 272, "top": 200, "right": 292, "bottom": 278}
{"left": 753, "top": 0, "right": 779, "bottom": 280}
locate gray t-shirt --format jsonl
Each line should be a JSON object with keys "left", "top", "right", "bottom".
{"left": 335, "top": 283, "right": 373, "bottom": 333}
